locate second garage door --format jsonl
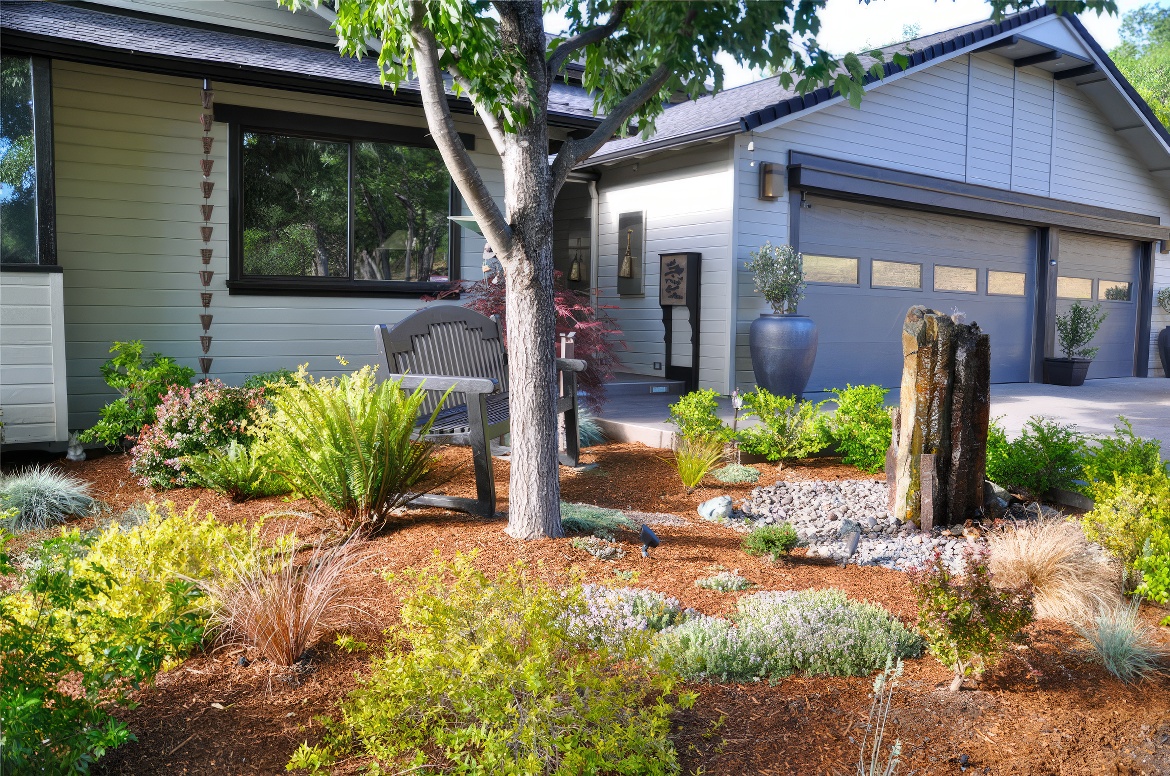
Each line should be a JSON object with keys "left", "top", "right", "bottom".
{"left": 797, "top": 196, "right": 1038, "bottom": 390}
{"left": 1054, "top": 233, "right": 1140, "bottom": 379}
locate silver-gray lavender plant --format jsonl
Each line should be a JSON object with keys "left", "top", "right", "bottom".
{"left": 660, "top": 588, "right": 921, "bottom": 682}
{"left": 695, "top": 570, "right": 753, "bottom": 592}
{"left": 563, "top": 585, "right": 688, "bottom": 649}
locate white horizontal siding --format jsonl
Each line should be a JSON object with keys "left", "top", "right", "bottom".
{"left": 0, "top": 273, "right": 69, "bottom": 443}
{"left": 594, "top": 141, "right": 734, "bottom": 392}
{"left": 52, "top": 60, "right": 501, "bottom": 429}
{"left": 966, "top": 54, "right": 1014, "bottom": 189}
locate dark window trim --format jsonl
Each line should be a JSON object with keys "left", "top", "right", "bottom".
{"left": 1, "top": 55, "right": 56, "bottom": 269}
{"left": 0, "top": 262, "right": 62, "bottom": 273}
{"left": 788, "top": 151, "right": 1170, "bottom": 242}
{"left": 225, "top": 107, "right": 463, "bottom": 298}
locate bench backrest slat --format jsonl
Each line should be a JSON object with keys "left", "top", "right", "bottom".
{"left": 377, "top": 306, "right": 508, "bottom": 415}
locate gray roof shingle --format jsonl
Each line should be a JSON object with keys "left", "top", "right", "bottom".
{"left": 588, "top": 6, "right": 1057, "bottom": 163}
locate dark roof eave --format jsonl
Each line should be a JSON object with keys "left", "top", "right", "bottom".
{"left": 577, "top": 120, "right": 742, "bottom": 168}
{"left": 1, "top": 27, "right": 602, "bottom": 131}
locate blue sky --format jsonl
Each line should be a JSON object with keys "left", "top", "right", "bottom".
{"left": 547, "top": 0, "right": 1162, "bottom": 88}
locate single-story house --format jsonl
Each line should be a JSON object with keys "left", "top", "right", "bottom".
{"left": 1, "top": 1, "right": 1167, "bottom": 447}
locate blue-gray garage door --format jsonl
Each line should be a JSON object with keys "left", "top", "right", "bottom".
{"left": 1054, "top": 232, "right": 1140, "bottom": 379}
{"left": 797, "top": 196, "right": 1038, "bottom": 390}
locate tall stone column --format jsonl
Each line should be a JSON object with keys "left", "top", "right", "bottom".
{"left": 893, "top": 306, "right": 990, "bottom": 528}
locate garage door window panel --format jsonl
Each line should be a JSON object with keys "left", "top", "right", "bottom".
{"left": 987, "top": 270, "right": 1027, "bottom": 297}
{"left": 804, "top": 254, "right": 859, "bottom": 285}
{"left": 934, "top": 265, "right": 978, "bottom": 294}
{"left": 1056, "top": 276, "right": 1094, "bottom": 300}
{"left": 871, "top": 260, "right": 922, "bottom": 290}
{"left": 1099, "top": 280, "right": 1132, "bottom": 302}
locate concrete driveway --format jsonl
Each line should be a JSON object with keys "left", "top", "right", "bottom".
{"left": 990, "top": 377, "right": 1170, "bottom": 457}
{"left": 597, "top": 377, "right": 1170, "bottom": 457}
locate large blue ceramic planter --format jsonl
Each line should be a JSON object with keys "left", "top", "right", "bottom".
{"left": 749, "top": 314, "right": 818, "bottom": 398}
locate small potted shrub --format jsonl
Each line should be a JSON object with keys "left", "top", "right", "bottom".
{"left": 1157, "top": 287, "right": 1170, "bottom": 377}
{"left": 745, "top": 242, "right": 817, "bottom": 397}
{"left": 1044, "top": 301, "right": 1107, "bottom": 387}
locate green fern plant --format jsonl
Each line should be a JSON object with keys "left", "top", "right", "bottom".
{"left": 185, "top": 441, "right": 288, "bottom": 502}
{"left": 258, "top": 365, "right": 447, "bottom": 533}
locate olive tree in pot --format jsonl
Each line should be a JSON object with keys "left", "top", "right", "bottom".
{"left": 1044, "top": 301, "right": 1107, "bottom": 386}
{"left": 1157, "top": 288, "right": 1170, "bottom": 377}
{"left": 746, "top": 243, "right": 817, "bottom": 398}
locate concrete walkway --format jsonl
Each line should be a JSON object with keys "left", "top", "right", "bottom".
{"left": 595, "top": 377, "right": 1170, "bottom": 457}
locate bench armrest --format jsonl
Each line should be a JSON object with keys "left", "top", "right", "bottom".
{"left": 388, "top": 373, "right": 500, "bottom": 395}
{"left": 556, "top": 358, "right": 587, "bottom": 373}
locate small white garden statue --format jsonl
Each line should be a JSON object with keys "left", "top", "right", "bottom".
{"left": 66, "top": 431, "right": 86, "bottom": 462}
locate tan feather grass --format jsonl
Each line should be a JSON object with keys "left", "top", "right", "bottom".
{"left": 989, "top": 519, "right": 1121, "bottom": 623}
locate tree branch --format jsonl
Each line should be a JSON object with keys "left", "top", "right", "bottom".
{"left": 408, "top": 1, "right": 512, "bottom": 256}
{"left": 549, "top": 60, "right": 672, "bottom": 194}
{"left": 546, "top": 2, "right": 630, "bottom": 80}
{"left": 446, "top": 56, "right": 509, "bottom": 158}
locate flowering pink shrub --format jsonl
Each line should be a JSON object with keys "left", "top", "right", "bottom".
{"left": 130, "top": 380, "right": 268, "bottom": 489}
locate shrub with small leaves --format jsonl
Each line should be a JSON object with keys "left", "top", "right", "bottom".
{"left": 79, "top": 340, "right": 195, "bottom": 447}
{"left": 566, "top": 585, "right": 688, "bottom": 649}
{"left": 1081, "top": 416, "right": 1166, "bottom": 490}
{"left": 131, "top": 380, "right": 269, "bottom": 489}
{"left": 242, "top": 368, "right": 296, "bottom": 390}
{"left": 668, "top": 389, "right": 734, "bottom": 444}
{"left": 1134, "top": 523, "right": 1170, "bottom": 620}
{"left": 822, "top": 384, "right": 892, "bottom": 474}
{"left": 742, "top": 523, "right": 800, "bottom": 560}
{"left": 912, "top": 546, "right": 1034, "bottom": 692}
{"left": 298, "top": 556, "right": 693, "bottom": 774}
{"left": 0, "top": 466, "right": 98, "bottom": 533}
{"left": 695, "top": 570, "right": 753, "bottom": 592}
{"left": 1056, "top": 301, "right": 1107, "bottom": 359}
{"left": 712, "top": 463, "right": 761, "bottom": 484}
{"left": 737, "top": 387, "right": 826, "bottom": 464}
{"left": 985, "top": 416, "right": 1086, "bottom": 498}
{"left": 1083, "top": 471, "right": 1170, "bottom": 589}
{"left": 745, "top": 242, "right": 805, "bottom": 314}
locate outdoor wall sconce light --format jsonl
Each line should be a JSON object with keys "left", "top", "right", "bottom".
{"left": 758, "top": 162, "right": 783, "bottom": 201}
{"left": 640, "top": 525, "right": 661, "bottom": 558}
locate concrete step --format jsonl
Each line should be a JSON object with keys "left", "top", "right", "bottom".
{"left": 602, "top": 373, "right": 685, "bottom": 397}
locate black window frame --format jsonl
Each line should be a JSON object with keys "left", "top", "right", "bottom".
{"left": 0, "top": 55, "right": 58, "bottom": 273}
{"left": 220, "top": 105, "right": 470, "bottom": 296}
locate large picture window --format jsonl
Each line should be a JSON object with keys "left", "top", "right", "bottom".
{"left": 226, "top": 107, "right": 463, "bottom": 295}
{"left": 1, "top": 55, "right": 55, "bottom": 268}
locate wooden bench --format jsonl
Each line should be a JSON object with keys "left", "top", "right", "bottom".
{"left": 375, "top": 305, "right": 585, "bottom": 517}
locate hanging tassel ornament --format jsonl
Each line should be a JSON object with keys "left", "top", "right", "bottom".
{"left": 568, "top": 238, "right": 582, "bottom": 283}
{"left": 618, "top": 228, "right": 635, "bottom": 279}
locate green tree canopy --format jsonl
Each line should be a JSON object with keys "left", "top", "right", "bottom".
{"left": 1111, "top": 2, "right": 1170, "bottom": 127}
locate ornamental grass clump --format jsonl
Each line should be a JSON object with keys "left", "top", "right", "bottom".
{"left": 259, "top": 364, "right": 445, "bottom": 533}
{"left": 673, "top": 435, "right": 725, "bottom": 492}
{"left": 0, "top": 466, "right": 98, "bottom": 533}
{"left": 658, "top": 589, "right": 921, "bottom": 682}
{"left": 912, "top": 546, "right": 1034, "bottom": 692}
{"left": 200, "top": 531, "right": 366, "bottom": 676}
{"left": 988, "top": 519, "right": 1120, "bottom": 622}
{"left": 294, "top": 556, "right": 692, "bottom": 774}
{"left": 559, "top": 502, "right": 637, "bottom": 537}
{"left": 1076, "top": 600, "right": 1168, "bottom": 684}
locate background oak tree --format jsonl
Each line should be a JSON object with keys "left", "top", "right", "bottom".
{"left": 283, "top": 0, "right": 1115, "bottom": 539}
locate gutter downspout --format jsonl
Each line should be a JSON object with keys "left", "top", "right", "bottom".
{"left": 588, "top": 179, "right": 600, "bottom": 308}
